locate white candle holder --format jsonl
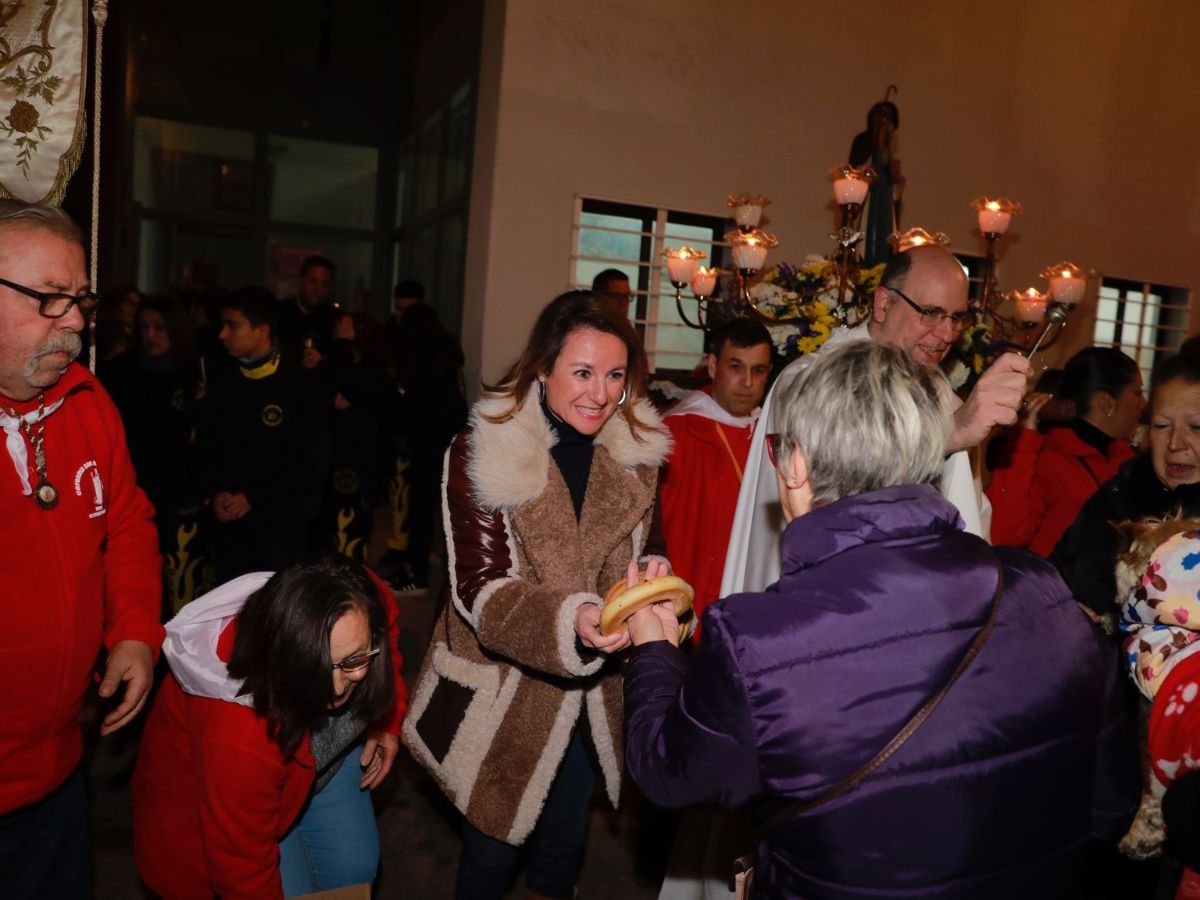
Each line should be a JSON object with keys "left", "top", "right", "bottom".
{"left": 727, "top": 194, "right": 770, "bottom": 234}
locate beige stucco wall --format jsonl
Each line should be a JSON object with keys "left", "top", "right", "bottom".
{"left": 462, "top": 0, "right": 1200, "bottom": 391}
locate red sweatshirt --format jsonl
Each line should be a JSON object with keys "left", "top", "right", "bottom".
{"left": 132, "top": 571, "right": 406, "bottom": 899}
{"left": 0, "top": 364, "right": 162, "bottom": 813}
{"left": 987, "top": 425, "right": 1134, "bottom": 557}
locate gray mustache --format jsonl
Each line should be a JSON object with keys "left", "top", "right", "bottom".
{"left": 30, "top": 332, "right": 83, "bottom": 364}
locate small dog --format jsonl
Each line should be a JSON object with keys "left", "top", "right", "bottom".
{"left": 1112, "top": 514, "right": 1200, "bottom": 862}
{"left": 1114, "top": 514, "right": 1200, "bottom": 608}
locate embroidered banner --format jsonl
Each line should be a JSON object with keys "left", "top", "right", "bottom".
{"left": 0, "top": 0, "right": 88, "bottom": 206}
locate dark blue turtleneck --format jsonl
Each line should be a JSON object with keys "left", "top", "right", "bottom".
{"left": 542, "top": 400, "right": 595, "bottom": 521}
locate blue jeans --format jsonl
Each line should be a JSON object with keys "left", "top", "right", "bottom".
{"left": 0, "top": 767, "right": 89, "bottom": 899}
{"left": 456, "top": 727, "right": 595, "bottom": 900}
{"left": 279, "top": 743, "right": 379, "bottom": 897}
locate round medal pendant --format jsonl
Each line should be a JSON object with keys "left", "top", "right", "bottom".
{"left": 34, "top": 481, "right": 59, "bottom": 510}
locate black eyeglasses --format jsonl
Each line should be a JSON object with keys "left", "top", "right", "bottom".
{"left": 889, "top": 287, "right": 975, "bottom": 333}
{"left": 330, "top": 646, "right": 381, "bottom": 674}
{"left": 0, "top": 275, "right": 98, "bottom": 319}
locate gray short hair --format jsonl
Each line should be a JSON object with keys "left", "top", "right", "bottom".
{"left": 775, "top": 341, "right": 952, "bottom": 507}
{"left": 0, "top": 199, "right": 83, "bottom": 248}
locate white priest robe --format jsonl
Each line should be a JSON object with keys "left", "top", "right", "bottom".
{"left": 721, "top": 325, "right": 990, "bottom": 598}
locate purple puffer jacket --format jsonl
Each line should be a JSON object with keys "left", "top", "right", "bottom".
{"left": 625, "top": 484, "right": 1137, "bottom": 899}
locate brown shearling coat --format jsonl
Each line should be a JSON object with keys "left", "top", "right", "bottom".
{"left": 402, "top": 389, "right": 671, "bottom": 845}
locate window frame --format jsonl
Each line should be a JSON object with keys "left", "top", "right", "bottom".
{"left": 570, "top": 196, "right": 729, "bottom": 374}
{"left": 1092, "top": 274, "right": 1191, "bottom": 386}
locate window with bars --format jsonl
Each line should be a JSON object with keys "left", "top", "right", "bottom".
{"left": 1092, "top": 276, "right": 1190, "bottom": 385}
{"left": 954, "top": 252, "right": 986, "bottom": 303}
{"left": 570, "top": 197, "right": 729, "bottom": 373}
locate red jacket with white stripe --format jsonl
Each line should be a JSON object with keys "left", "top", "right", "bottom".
{"left": 0, "top": 363, "right": 163, "bottom": 813}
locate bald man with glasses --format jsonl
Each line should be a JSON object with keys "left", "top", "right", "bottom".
{"left": 722, "top": 246, "right": 1030, "bottom": 594}
{"left": 0, "top": 201, "right": 162, "bottom": 897}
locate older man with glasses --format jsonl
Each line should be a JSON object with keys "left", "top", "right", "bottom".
{"left": 722, "top": 245, "right": 1030, "bottom": 594}
{"left": 0, "top": 200, "right": 162, "bottom": 897}
{"left": 658, "top": 243, "right": 1032, "bottom": 900}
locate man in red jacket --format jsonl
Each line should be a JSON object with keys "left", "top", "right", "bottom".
{"left": 659, "top": 319, "right": 773, "bottom": 641}
{"left": 0, "top": 201, "right": 163, "bottom": 896}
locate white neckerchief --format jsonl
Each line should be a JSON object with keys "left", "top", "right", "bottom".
{"left": 0, "top": 397, "right": 66, "bottom": 495}
{"left": 664, "top": 389, "right": 759, "bottom": 429}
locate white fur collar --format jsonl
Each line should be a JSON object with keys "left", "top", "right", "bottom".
{"left": 466, "top": 388, "right": 670, "bottom": 511}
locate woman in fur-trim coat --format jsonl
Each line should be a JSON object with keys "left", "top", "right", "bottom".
{"left": 402, "top": 291, "right": 672, "bottom": 899}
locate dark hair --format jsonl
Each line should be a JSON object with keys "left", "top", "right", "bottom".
{"left": 137, "top": 295, "right": 196, "bottom": 365}
{"left": 221, "top": 286, "right": 278, "bottom": 336}
{"left": 879, "top": 249, "right": 914, "bottom": 290}
{"left": 710, "top": 318, "right": 772, "bottom": 360}
{"left": 591, "top": 268, "right": 630, "bottom": 292}
{"left": 300, "top": 255, "right": 335, "bottom": 277}
{"left": 1178, "top": 336, "right": 1200, "bottom": 362}
{"left": 1152, "top": 353, "right": 1200, "bottom": 406}
{"left": 848, "top": 101, "right": 900, "bottom": 168}
{"left": 1033, "top": 367, "right": 1065, "bottom": 395}
{"left": 226, "top": 557, "right": 395, "bottom": 756}
{"left": 99, "top": 284, "right": 141, "bottom": 315}
{"left": 396, "top": 303, "right": 464, "bottom": 386}
{"left": 483, "top": 290, "right": 655, "bottom": 437}
{"left": 393, "top": 279, "right": 425, "bottom": 300}
{"left": 1056, "top": 347, "right": 1140, "bottom": 418}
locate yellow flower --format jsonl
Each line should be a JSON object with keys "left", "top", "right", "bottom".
{"left": 858, "top": 263, "right": 886, "bottom": 289}
{"left": 811, "top": 321, "right": 831, "bottom": 339}
{"left": 810, "top": 301, "right": 830, "bottom": 317}
{"left": 972, "top": 353, "right": 984, "bottom": 372}
{"left": 797, "top": 337, "right": 820, "bottom": 354}
{"left": 801, "top": 260, "right": 834, "bottom": 280}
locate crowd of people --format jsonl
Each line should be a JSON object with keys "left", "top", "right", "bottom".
{"left": 96, "top": 254, "right": 467, "bottom": 609}
{"left": 6, "top": 196, "right": 1200, "bottom": 899}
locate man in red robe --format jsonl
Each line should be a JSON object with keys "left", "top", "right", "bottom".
{"left": 660, "top": 319, "right": 772, "bottom": 642}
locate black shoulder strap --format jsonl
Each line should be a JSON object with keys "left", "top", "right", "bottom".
{"left": 754, "top": 555, "right": 1005, "bottom": 838}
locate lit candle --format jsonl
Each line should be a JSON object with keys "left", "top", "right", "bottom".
{"left": 1048, "top": 270, "right": 1086, "bottom": 305}
{"left": 888, "top": 227, "right": 951, "bottom": 253}
{"left": 732, "top": 239, "right": 768, "bottom": 272}
{"left": 1014, "top": 288, "right": 1047, "bottom": 323}
{"left": 977, "top": 201, "right": 1012, "bottom": 235}
{"left": 971, "top": 197, "right": 1022, "bottom": 236}
{"left": 727, "top": 194, "right": 771, "bottom": 232}
{"left": 833, "top": 177, "right": 869, "bottom": 206}
{"left": 734, "top": 204, "right": 762, "bottom": 230}
{"left": 664, "top": 247, "right": 703, "bottom": 285}
{"left": 690, "top": 266, "right": 718, "bottom": 298}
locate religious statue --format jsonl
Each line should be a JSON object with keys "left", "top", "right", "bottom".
{"left": 848, "top": 86, "right": 904, "bottom": 266}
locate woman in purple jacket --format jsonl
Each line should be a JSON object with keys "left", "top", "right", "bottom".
{"left": 623, "top": 341, "right": 1137, "bottom": 899}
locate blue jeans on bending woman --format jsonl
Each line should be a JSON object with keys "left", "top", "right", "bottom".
{"left": 279, "top": 742, "right": 379, "bottom": 896}
{"left": 456, "top": 727, "right": 596, "bottom": 900}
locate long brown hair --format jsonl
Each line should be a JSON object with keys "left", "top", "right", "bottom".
{"left": 481, "top": 290, "right": 654, "bottom": 437}
{"left": 227, "top": 556, "right": 395, "bottom": 756}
